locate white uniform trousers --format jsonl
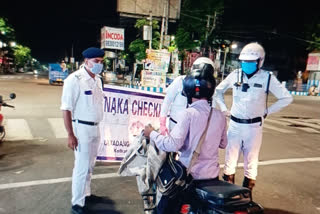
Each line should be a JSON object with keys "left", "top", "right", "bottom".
{"left": 71, "top": 122, "right": 100, "bottom": 207}
{"left": 224, "top": 120, "right": 263, "bottom": 180}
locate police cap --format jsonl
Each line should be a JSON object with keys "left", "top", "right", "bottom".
{"left": 82, "top": 47, "right": 105, "bottom": 59}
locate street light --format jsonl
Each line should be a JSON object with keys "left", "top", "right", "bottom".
{"left": 9, "top": 41, "right": 16, "bottom": 47}
{"left": 231, "top": 43, "right": 238, "bottom": 49}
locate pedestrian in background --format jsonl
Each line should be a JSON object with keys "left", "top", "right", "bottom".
{"left": 159, "top": 57, "right": 215, "bottom": 135}
{"left": 214, "top": 42, "right": 293, "bottom": 192}
{"left": 61, "top": 47, "right": 105, "bottom": 214}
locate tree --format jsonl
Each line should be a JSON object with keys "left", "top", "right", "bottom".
{"left": 0, "top": 17, "right": 15, "bottom": 40}
{"left": 175, "top": 0, "right": 224, "bottom": 54}
{"left": 13, "top": 45, "right": 31, "bottom": 68}
{"left": 128, "top": 19, "right": 161, "bottom": 62}
{"left": 306, "top": 24, "right": 320, "bottom": 51}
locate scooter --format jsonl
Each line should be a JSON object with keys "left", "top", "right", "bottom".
{"left": 0, "top": 93, "right": 16, "bottom": 144}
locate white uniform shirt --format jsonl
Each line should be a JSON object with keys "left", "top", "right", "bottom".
{"left": 60, "top": 66, "right": 104, "bottom": 122}
{"left": 160, "top": 75, "right": 188, "bottom": 120}
{"left": 215, "top": 69, "right": 293, "bottom": 119}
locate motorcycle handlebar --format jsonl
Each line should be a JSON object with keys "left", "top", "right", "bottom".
{"left": 1, "top": 103, "right": 15, "bottom": 108}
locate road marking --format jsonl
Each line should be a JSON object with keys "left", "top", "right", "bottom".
{"left": 265, "top": 118, "right": 290, "bottom": 126}
{"left": 48, "top": 118, "right": 68, "bottom": 138}
{"left": 295, "top": 127, "right": 320, "bottom": 134}
{"left": 263, "top": 123, "right": 295, "bottom": 134}
{"left": 0, "top": 173, "right": 118, "bottom": 190}
{"left": 1, "top": 157, "right": 320, "bottom": 190}
{"left": 280, "top": 118, "right": 320, "bottom": 130}
{"left": 4, "top": 119, "right": 34, "bottom": 141}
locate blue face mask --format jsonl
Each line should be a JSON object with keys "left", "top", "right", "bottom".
{"left": 241, "top": 61, "right": 258, "bottom": 75}
{"left": 89, "top": 62, "right": 103, "bottom": 74}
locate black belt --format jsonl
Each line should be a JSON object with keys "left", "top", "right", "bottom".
{"left": 169, "top": 117, "right": 177, "bottom": 124}
{"left": 231, "top": 115, "right": 261, "bottom": 124}
{"left": 72, "top": 119, "right": 99, "bottom": 126}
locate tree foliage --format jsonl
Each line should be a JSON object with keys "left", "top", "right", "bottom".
{"left": 175, "top": 0, "right": 224, "bottom": 53}
{"left": 129, "top": 19, "right": 161, "bottom": 62}
{"left": 13, "top": 45, "right": 31, "bottom": 68}
{"left": 306, "top": 24, "right": 320, "bottom": 51}
{"left": 0, "top": 17, "right": 15, "bottom": 40}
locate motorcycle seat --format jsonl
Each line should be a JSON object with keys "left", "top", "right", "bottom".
{"left": 194, "top": 179, "right": 251, "bottom": 207}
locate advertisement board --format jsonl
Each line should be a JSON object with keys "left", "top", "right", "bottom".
{"left": 101, "top": 26, "right": 125, "bottom": 50}
{"left": 117, "top": 0, "right": 181, "bottom": 20}
{"left": 97, "top": 85, "right": 164, "bottom": 162}
{"left": 141, "top": 49, "right": 171, "bottom": 88}
{"left": 306, "top": 53, "right": 320, "bottom": 71}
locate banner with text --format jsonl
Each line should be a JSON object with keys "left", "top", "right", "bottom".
{"left": 97, "top": 85, "right": 164, "bottom": 162}
{"left": 101, "top": 26, "right": 125, "bottom": 50}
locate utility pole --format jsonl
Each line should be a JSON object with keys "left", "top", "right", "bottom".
{"left": 205, "top": 15, "right": 211, "bottom": 41}
{"left": 165, "top": 0, "right": 169, "bottom": 35}
{"left": 159, "top": 2, "right": 166, "bottom": 49}
{"left": 71, "top": 43, "right": 74, "bottom": 72}
{"left": 203, "top": 11, "right": 217, "bottom": 57}
{"left": 149, "top": 10, "right": 152, "bottom": 49}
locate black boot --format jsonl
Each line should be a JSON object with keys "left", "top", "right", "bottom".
{"left": 222, "top": 174, "right": 235, "bottom": 184}
{"left": 242, "top": 177, "right": 255, "bottom": 199}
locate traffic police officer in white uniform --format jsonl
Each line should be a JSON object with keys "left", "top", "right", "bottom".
{"left": 214, "top": 42, "right": 293, "bottom": 191}
{"left": 61, "top": 47, "right": 105, "bottom": 214}
{"left": 160, "top": 57, "right": 215, "bottom": 135}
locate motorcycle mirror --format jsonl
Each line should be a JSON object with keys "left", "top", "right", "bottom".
{"left": 9, "top": 93, "right": 16, "bottom": 99}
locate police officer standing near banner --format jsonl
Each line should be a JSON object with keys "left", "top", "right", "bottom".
{"left": 214, "top": 42, "right": 293, "bottom": 192}
{"left": 61, "top": 47, "right": 105, "bottom": 214}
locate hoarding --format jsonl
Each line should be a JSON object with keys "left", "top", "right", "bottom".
{"left": 117, "top": 0, "right": 181, "bottom": 20}
{"left": 101, "top": 26, "right": 125, "bottom": 50}
{"left": 141, "top": 49, "right": 171, "bottom": 88}
{"left": 306, "top": 53, "right": 320, "bottom": 71}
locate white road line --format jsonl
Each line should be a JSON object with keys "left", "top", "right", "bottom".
{"left": 265, "top": 118, "right": 291, "bottom": 126}
{"left": 4, "top": 119, "right": 34, "bottom": 141}
{"left": 1, "top": 157, "right": 320, "bottom": 190}
{"left": 280, "top": 118, "right": 320, "bottom": 130}
{"left": 0, "top": 173, "right": 118, "bottom": 190}
{"left": 296, "top": 127, "right": 320, "bottom": 134}
{"left": 263, "top": 123, "right": 295, "bottom": 134}
{"left": 48, "top": 118, "right": 68, "bottom": 138}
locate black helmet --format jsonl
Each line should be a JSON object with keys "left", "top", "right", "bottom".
{"left": 183, "top": 63, "right": 216, "bottom": 105}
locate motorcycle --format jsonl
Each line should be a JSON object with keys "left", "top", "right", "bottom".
{"left": 179, "top": 179, "right": 264, "bottom": 214}
{"left": 0, "top": 93, "right": 16, "bottom": 144}
{"left": 143, "top": 178, "right": 264, "bottom": 214}
{"left": 119, "top": 132, "right": 264, "bottom": 214}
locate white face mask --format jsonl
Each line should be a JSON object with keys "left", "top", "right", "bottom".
{"left": 86, "top": 61, "right": 103, "bottom": 74}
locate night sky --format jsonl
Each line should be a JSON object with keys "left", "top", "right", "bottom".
{"left": 1, "top": 0, "right": 319, "bottom": 64}
{"left": 0, "top": 0, "right": 118, "bottom": 63}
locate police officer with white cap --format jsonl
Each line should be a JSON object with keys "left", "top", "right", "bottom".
{"left": 61, "top": 47, "right": 105, "bottom": 214}
{"left": 160, "top": 57, "right": 215, "bottom": 135}
{"left": 214, "top": 42, "right": 293, "bottom": 192}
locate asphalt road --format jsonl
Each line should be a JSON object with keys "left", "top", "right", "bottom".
{"left": 0, "top": 73, "right": 319, "bottom": 214}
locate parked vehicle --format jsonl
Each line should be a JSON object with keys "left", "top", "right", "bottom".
{"left": 0, "top": 93, "right": 16, "bottom": 144}
{"left": 48, "top": 63, "right": 69, "bottom": 85}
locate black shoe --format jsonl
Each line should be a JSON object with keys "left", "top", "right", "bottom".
{"left": 85, "top": 194, "right": 105, "bottom": 203}
{"left": 71, "top": 205, "right": 86, "bottom": 214}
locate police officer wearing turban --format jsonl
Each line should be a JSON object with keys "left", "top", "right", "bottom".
{"left": 61, "top": 47, "right": 105, "bottom": 214}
